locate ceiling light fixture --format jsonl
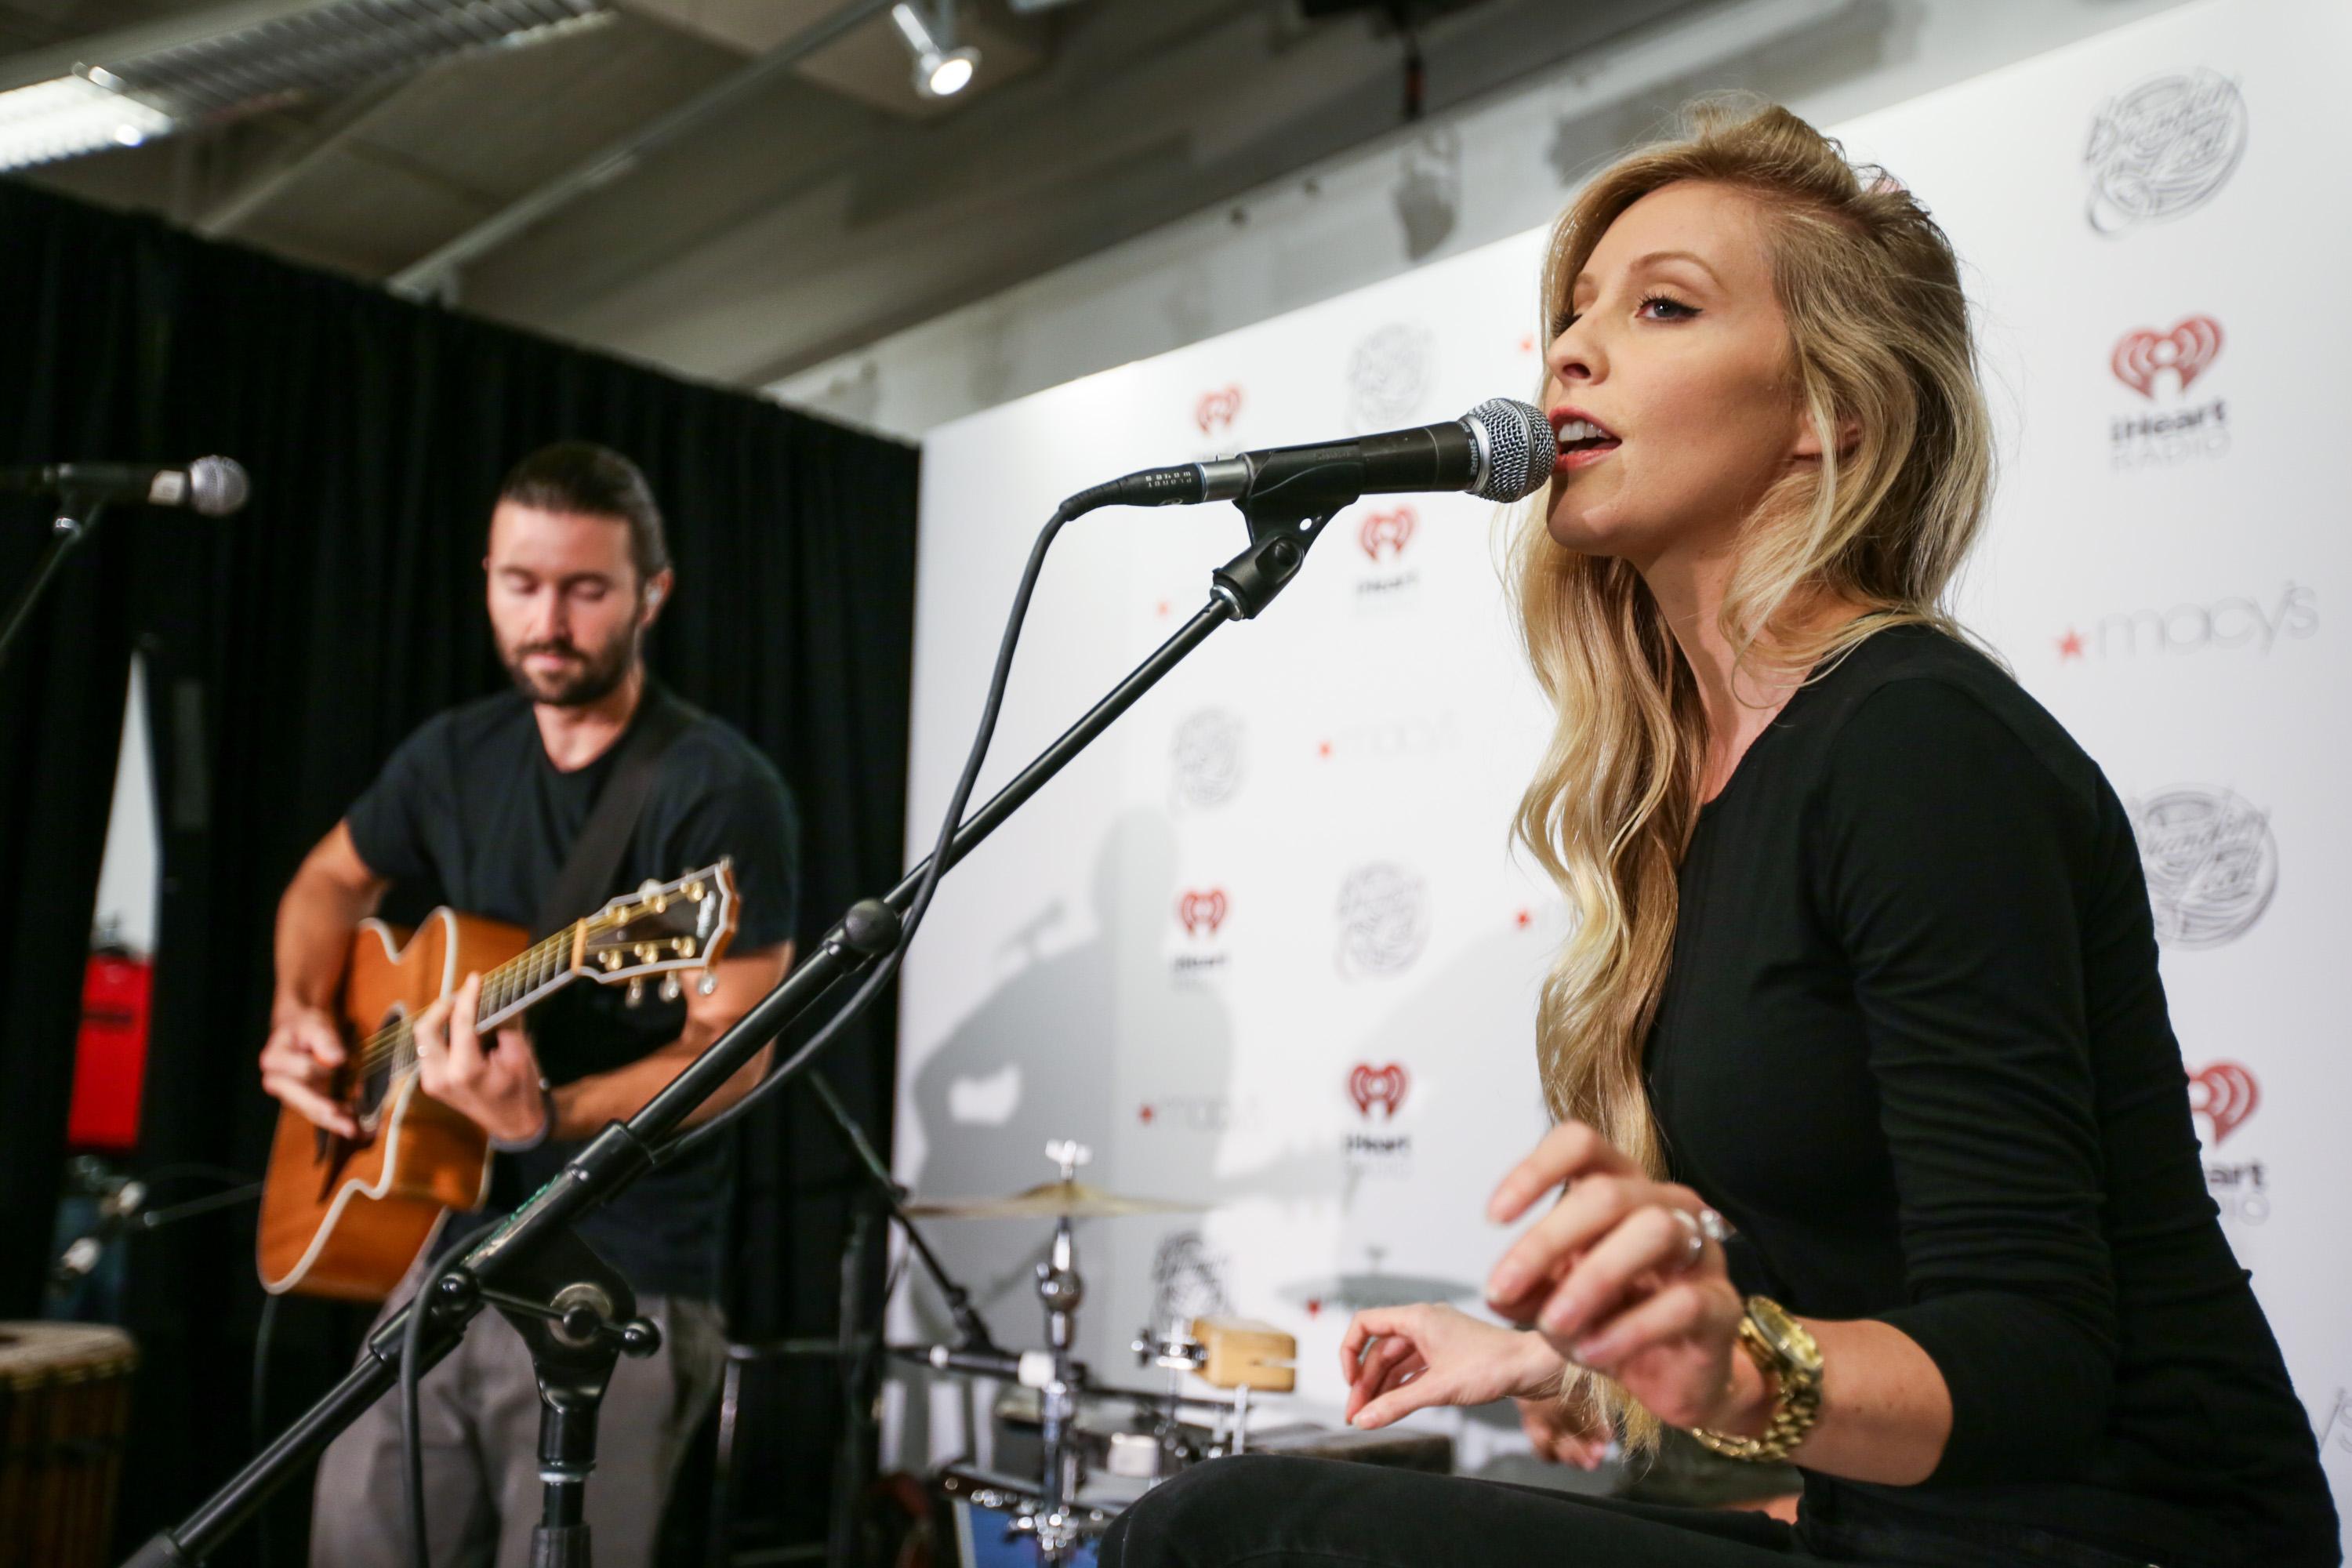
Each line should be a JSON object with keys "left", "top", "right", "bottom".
{"left": 890, "top": 2, "right": 980, "bottom": 100}
{"left": 0, "top": 68, "right": 176, "bottom": 171}
{"left": 0, "top": 0, "right": 605, "bottom": 173}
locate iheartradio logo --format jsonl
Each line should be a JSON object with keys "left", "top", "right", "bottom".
{"left": 2187, "top": 1060, "right": 2259, "bottom": 1146}
{"left": 1174, "top": 887, "right": 1229, "bottom": 937}
{"left": 2111, "top": 316, "right": 2223, "bottom": 399}
{"left": 1359, "top": 506, "right": 1417, "bottom": 563}
{"left": 1348, "top": 1062, "right": 1410, "bottom": 1120}
{"left": 1194, "top": 385, "right": 1243, "bottom": 436}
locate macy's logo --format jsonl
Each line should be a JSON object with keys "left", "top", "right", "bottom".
{"left": 1348, "top": 1062, "right": 1410, "bottom": 1120}
{"left": 2111, "top": 316, "right": 2223, "bottom": 400}
{"left": 1174, "top": 888, "right": 1229, "bottom": 937}
{"left": 2187, "top": 1060, "right": 2259, "bottom": 1146}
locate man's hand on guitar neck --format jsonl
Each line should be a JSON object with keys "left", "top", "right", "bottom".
{"left": 413, "top": 973, "right": 551, "bottom": 1147}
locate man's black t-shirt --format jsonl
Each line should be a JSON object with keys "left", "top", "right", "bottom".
{"left": 1646, "top": 623, "right": 2336, "bottom": 1566}
{"left": 345, "top": 682, "right": 800, "bottom": 1303}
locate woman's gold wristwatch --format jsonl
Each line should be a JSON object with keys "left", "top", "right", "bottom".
{"left": 1691, "top": 1295, "right": 1823, "bottom": 1463}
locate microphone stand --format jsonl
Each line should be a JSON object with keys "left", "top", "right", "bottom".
{"left": 121, "top": 484, "right": 1356, "bottom": 1568}
{"left": 804, "top": 1069, "right": 1001, "bottom": 1356}
{"left": 0, "top": 492, "right": 103, "bottom": 672}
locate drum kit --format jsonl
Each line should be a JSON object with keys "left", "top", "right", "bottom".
{"left": 896, "top": 1139, "right": 1308, "bottom": 1567}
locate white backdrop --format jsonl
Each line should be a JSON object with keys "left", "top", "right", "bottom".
{"left": 889, "top": 0, "right": 2351, "bottom": 1539}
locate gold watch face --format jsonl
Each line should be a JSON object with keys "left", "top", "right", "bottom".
{"left": 1746, "top": 1295, "right": 1824, "bottom": 1377}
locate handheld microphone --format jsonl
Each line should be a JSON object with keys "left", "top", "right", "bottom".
{"left": 1, "top": 456, "right": 251, "bottom": 517}
{"left": 1083, "top": 397, "right": 1552, "bottom": 514}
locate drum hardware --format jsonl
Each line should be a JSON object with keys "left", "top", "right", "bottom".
{"left": 709, "top": 1070, "right": 1003, "bottom": 1566}
{"left": 902, "top": 1153, "right": 1203, "bottom": 1221}
{"left": 935, "top": 1464, "right": 1124, "bottom": 1549}
{"left": 1132, "top": 1321, "right": 1213, "bottom": 1470}
{"left": 1030, "top": 1141, "right": 1090, "bottom": 1563}
{"left": 898, "top": 1139, "right": 1323, "bottom": 1562}
{"left": 911, "top": 1138, "right": 1203, "bottom": 1564}
{"left": 1132, "top": 1314, "right": 1294, "bottom": 1457}
{"left": 991, "top": 1381, "right": 1219, "bottom": 1480}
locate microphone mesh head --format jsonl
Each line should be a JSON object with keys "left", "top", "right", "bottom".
{"left": 189, "top": 456, "right": 250, "bottom": 517}
{"left": 1465, "top": 397, "right": 1550, "bottom": 503}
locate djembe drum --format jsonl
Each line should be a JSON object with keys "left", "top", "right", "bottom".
{"left": 0, "top": 1321, "right": 138, "bottom": 1568}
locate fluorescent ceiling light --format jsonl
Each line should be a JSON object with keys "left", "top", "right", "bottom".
{"left": 0, "top": 71, "right": 176, "bottom": 171}
{"left": 0, "top": 0, "right": 605, "bottom": 172}
{"left": 891, "top": 2, "right": 980, "bottom": 100}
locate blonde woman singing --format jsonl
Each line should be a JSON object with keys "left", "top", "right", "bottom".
{"left": 1101, "top": 102, "right": 2338, "bottom": 1568}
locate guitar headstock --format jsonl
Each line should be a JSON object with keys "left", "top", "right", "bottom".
{"left": 581, "top": 860, "right": 739, "bottom": 996}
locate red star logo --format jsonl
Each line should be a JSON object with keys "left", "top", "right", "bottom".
{"left": 2056, "top": 628, "right": 2085, "bottom": 661}
{"left": 1305, "top": 1298, "right": 1323, "bottom": 1318}
{"left": 1156, "top": 600, "right": 1171, "bottom": 618}
{"left": 1138, "top": 1104, "right": 1155, "bottom": 1125}
{"left": 1518, "top": 333, "right": 1536, "bottom": 354}
{"left": 1514, "top": 909, "right": 1532, "bottom": 930}
{"left": 1317, "top": 740, "right": 1334, "bottom": 758}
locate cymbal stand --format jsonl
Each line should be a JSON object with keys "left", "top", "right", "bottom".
{"left": 1027, "top": 1141, "right": 1089, "bottom": 1565}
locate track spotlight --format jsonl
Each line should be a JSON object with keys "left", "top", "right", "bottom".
{"left": 891, "top": 2, "right": 981, "bottom": 100}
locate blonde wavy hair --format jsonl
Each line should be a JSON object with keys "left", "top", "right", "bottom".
{"left": 1512, "top": 99, "right": 1994, "bottom": 1446}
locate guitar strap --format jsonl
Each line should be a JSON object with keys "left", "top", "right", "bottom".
{"left": 531, "top": 682, "right": 698, "bottom": 940}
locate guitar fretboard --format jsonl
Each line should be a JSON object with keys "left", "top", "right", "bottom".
{"left": 353, "top": 916, "right": 612, "bottom": 1081}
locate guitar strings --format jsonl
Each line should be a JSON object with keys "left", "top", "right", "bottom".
{"left": 347, "top": 915, "right": 614, "bottom": 1080}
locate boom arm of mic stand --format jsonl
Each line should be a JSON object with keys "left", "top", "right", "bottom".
{"left": 119, "top": 511, "right": 1339, "bottom": 1568}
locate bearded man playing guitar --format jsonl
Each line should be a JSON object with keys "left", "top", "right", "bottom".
{"left": 256, "top": 441, "right": 798, "bottom": 1568}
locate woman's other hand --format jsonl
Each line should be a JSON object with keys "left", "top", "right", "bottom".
{"left": 1339, "top": 1302, "right": 1564, "bottom": 1429}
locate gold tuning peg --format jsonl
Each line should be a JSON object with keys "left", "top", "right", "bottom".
{"left": 697, "top": 970, "right": 719, "bottom": 996}
{"left": 626, "top": 977, "right": 645, "bottom": 1007}
{"left": 660, "top": 975, "right": 682, "bottom": 1003}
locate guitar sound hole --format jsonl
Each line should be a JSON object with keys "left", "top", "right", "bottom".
{"left": 354, "top": 1012, "right": 399, "bottom": 1123}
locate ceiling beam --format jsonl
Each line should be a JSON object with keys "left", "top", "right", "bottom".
{"left": 192, "top": 77, "right": 409, "bottom": 238}
{"left": 387, "top": 0, "right": 895, "bottom": 302}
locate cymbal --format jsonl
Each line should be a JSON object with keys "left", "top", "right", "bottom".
{"left": 904, "top": 1179, "right": 1202, "bottom": 1221}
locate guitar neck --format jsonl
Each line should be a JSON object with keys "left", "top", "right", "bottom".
{"left": 474, "top": 921, "right": 586, "bottom": 1033}
{"left": 352, "top": 865, "right": 733, "bottom": 1087}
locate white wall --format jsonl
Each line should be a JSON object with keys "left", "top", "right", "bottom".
{"left": 772, "top": 0, "right": 2208, "bottom": 441}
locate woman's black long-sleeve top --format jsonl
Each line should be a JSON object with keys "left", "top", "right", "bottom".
{"left": 1643, "top": 623, "right": 2338, "bottom": 1567}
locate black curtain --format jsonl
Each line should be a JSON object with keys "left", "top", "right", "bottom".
{"left": 0, "top": 180, "right": 919, "bottom": 1564}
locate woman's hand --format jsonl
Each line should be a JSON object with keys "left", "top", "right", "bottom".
{"left": 1339, "top": 1302, "right": 1563, "bottom": 1429}
{"left": 1485, "top": 1120, "right": 1751, "bottom": 1434}
{"left": 413, "top": 972, "right": 549, "bottom": 1145}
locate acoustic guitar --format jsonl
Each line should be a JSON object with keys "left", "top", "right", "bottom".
{"left": 256, "top": 861, "right": 739, "bottom": 1301}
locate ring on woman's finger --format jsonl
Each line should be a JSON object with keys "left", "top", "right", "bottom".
{"left": 1666, "top": 1207, "right": 1705, "bottom": 1271}
{"left": 1695, "top": 1207, "right": 1733, "bottom": 1245}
